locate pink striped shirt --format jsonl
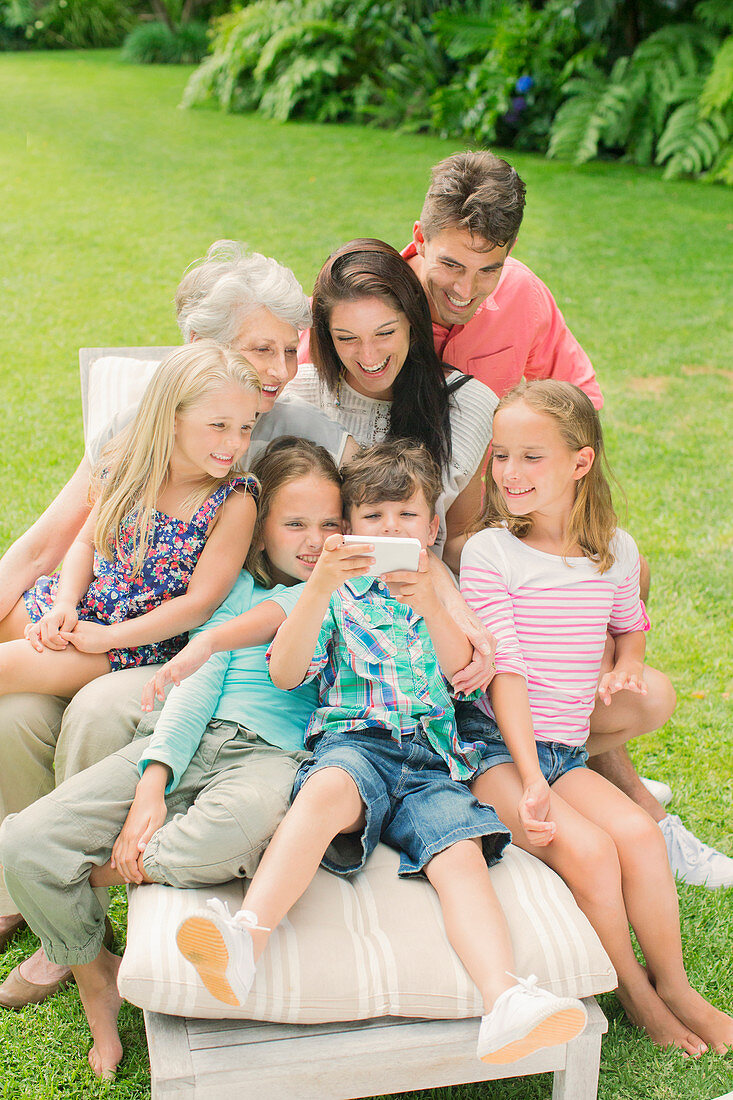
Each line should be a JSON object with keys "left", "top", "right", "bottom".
{"left": 460, "top": 527, "right": 650, "bottom": 746}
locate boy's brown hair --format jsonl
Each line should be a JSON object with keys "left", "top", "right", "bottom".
{"left": 341, "top": 440, "right": 442, "bottom": 519}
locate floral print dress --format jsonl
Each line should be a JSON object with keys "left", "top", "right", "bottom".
{"left": 24, "top": 475, "right": 258, "bottom": 671}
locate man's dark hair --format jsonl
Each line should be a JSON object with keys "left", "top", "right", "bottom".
{"left": 420, "top": 151, "right": 526, "bottom": 249}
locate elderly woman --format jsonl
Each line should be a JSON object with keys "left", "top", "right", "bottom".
{"left": 0, "top": 242, "right": 356, "bottom": 1001}
{"left": 288, "top": 239, "right": 498, "bottom": 573}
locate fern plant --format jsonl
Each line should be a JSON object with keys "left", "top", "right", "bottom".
{"left": 182, "top": 0, "right": 453, "bottom": 128}
{"left": 548, "top": 4, "right": 732, "bottom": 181}
{"left": 429, "top": 0, "right": 582, "bottom": 149}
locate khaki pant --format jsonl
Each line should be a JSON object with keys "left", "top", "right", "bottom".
{"left": 0, "top": 666, "right": 157, "bottom": 913}
{"left": 0, "top": 722, "right": 307, "bottom": 965}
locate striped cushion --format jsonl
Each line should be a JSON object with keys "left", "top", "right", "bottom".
{"left": 118, "top": 843, "right": 616, "bottom": 1022}
{"left": 86, "top": 356, "right": 161, "bottom": 446}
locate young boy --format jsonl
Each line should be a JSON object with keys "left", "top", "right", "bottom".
{"left": 177, "top": 440, "right": 588, "bottom": 1064}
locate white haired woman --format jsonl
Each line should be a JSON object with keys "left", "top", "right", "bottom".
{"left": 0, "top": 242, "right": 356, "bottom": 1003}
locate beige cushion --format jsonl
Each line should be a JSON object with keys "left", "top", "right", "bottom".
{"left": 118, "top": 842, "right": 616, "bottom": 1022}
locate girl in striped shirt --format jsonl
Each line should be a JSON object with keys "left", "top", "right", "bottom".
{"left": 460, "top": 379, "right": 732, "bottom": 1059}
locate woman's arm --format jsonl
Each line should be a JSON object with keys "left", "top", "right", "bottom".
{"left": 442, "top": 447, "right": 489, "bottom": 574}
{"left": 62, "top": 488, "right": 257, "bottom": 653}
{"left": 426, "top": 552, "right": 496, "bottom": 692}
{"left": 0, "top": 455, "right": 93, "bottom": 620}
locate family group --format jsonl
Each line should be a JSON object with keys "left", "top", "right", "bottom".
{"left": 0, "top": 151, "right": 730, "bottom": 1081}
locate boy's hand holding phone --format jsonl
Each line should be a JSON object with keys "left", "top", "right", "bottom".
{"left": 383, "top": 549, "right": 441, "bottom": 618}
{"left": 311, "top": 533, "right": 374, "bottom": 595}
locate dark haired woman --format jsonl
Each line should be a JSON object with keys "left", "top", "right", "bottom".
{"left": 288, "top": 239, "right": 498, "bottom": 572}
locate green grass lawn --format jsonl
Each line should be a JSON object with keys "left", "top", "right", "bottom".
{"left": 0, "top": 48, "right": 731, "bottom": 1100}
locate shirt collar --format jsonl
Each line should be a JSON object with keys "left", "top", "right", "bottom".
{"left": 343, "top": 574, "right": 383, "bottom": 599}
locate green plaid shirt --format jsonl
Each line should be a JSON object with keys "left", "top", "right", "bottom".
{"left": 293, "top": 575, "right": 483, "bottom": 781}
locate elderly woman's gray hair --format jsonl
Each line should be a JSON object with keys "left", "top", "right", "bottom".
{"left": 176, "top": 240, "right": 312, "bottom": 344}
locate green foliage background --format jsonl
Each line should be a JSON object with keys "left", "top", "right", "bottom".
{"left": 180, "top": 0, "right": 733, "bottom": 180}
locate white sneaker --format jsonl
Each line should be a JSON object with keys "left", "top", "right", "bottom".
{"left": 659, "top": 814, "right": 733, "bottom": 889}
{"left": 477, "top": 974, "right": 587, "bottom": 1064}
{"left": 175, "top": 898, "right": 268, "bottom": 1006}
{"left": 640, "top": 776, "right": 673, "bottom": 806}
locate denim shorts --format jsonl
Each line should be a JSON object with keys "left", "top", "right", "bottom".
{"left": 454, "top": 701, "right": 588, "bottom": 786}
{"left": 292, "top": 725, "right": 511, "bottom": 877}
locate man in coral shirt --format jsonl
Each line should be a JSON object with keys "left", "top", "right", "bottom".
{"left": 402, "top": 149, "right": 602, "bottom": 408}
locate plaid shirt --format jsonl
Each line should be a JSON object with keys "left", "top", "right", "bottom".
{"left": 279, "top": 575, "right": 482, "bottom": 781}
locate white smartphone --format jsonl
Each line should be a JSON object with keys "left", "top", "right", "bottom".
{"left": 342, "top": 534, "right": 421, "bottom": 576}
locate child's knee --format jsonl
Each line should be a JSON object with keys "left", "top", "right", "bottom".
{"left": 142, "top": 781, "right": 294, "bottom": 885}
{"left": 425, "top": 837, "right": 485, "bottom": 879}
{"left": 299, "top": 766, "right": 363, "bottom": 822}
{"left": 613, "top": 805, "right": 668, "bottom": 864}
{"left": 643, "top": 667, "right": 676, "bottom": 726}
{"left": 302, "top": 766, "right": 359, "bottom": 801}
{"left": 558, "top": 823, "right": 620, "bottom": 893}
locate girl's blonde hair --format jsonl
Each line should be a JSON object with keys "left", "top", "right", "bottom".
{"left": 246, "top": 436, "right": 342, "bottom": 587}
{"left": 93, "top": 341, "right": 261, "bottom": 575}
{"left": 476, "top": 380, "right": 619, "bottom": 572}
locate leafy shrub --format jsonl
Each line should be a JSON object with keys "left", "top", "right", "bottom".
{"left": 122, "top": 18, "right": 208, "bottom": 63}
{"left": 179, "top": 0, "right": 731, "bottom": 183}
{"left": 11, "top": 0, "right": 136, "bottom": 48}
{"left": 548, "top": 4, "right": 733, "bottom": 181}
{"left": 1, "top": 0, "right": 135, "bottom": 49}
{"left": 182, "top": 0, "right": 451, "bottom": 127}
{"left": 429, "top": 0, "right": 584, "bottom": 150}
{"left": 0, "top": 0, "right": 32, "bottom": 49}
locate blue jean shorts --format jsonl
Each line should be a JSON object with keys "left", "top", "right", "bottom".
{"left": 454, "top": 701, "right": 588, "bottom": 786}
{"left": 292, "top": 725, "right": 511, "bottom": 877}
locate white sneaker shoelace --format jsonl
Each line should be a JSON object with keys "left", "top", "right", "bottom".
{"left": 205, "top": 897, "right": 271, "bottom": 933}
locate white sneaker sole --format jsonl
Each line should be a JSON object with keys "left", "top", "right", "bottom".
{"left": 480, "top": 1003, "right": 587, "bottom": 1064}
{"left": 176, "top": 914, "right": 247, "bottom": 1007}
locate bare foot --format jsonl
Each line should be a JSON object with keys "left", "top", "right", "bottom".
{"left": 19, "top": 945, "right": 71, "bottom": 985}
{"left": 656, "top": 979, "right": 733, "bottom": 1055}
{"left": 616, "top": 980, "right": 707, "bottom": 1057}
{"left": 72, "top": 947, "right": 123, "bottom": 1079}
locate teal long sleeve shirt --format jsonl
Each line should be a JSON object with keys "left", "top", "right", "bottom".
{"left": 138, "top": 572, "right": 316, "bottom": 791}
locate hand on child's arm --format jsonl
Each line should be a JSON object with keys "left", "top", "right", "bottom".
{"left": 59, "top": 619, "right": 115, "bottom": 654}
{"left": 518, "top": 777, "right": 556, "bottom": 847}
{"left": 423, "top": 561, "right": 497, "bottom": 693}
{"left": 597, "top": 660, "right": 647, "bottom": 705}
{"left": 450, "top": 611, "right": 496, "bottom": 695}
{"left": 141, "top": 634, "right": 214, "bottom": 711}
{"left": 110, "top": 764, "right": 170, "bottom": 884}
{"left": 24, "top": 603, "right": 79, "bottom": 652}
